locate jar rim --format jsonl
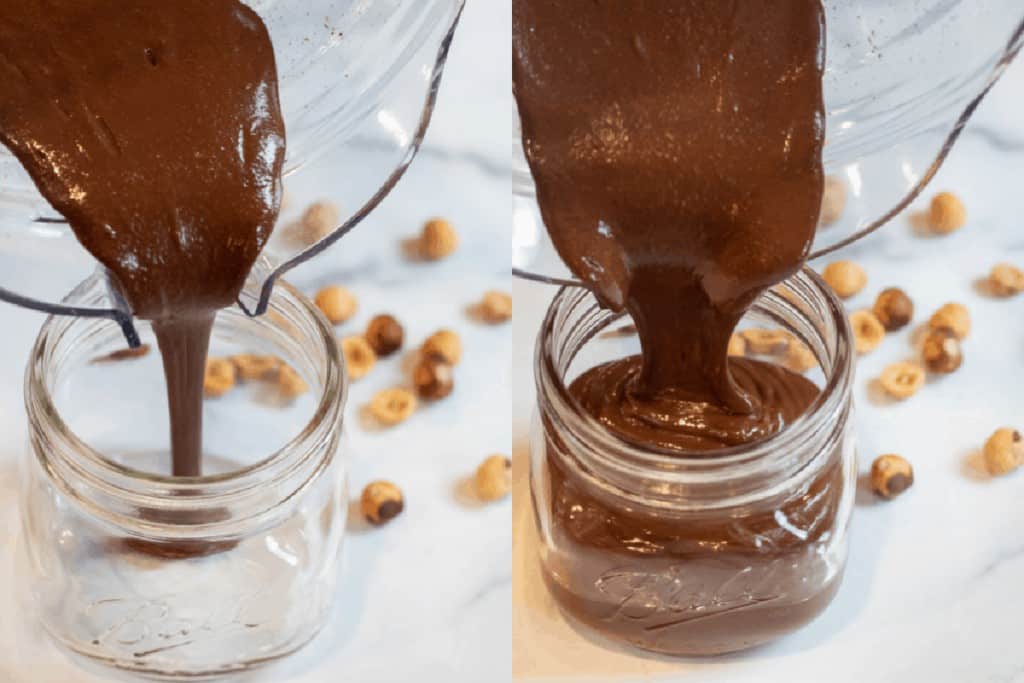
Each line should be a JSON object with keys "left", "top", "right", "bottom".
{"left": 24, "top": 272, "right": 346, "bottom": 506}
{"left": 536, "top": 266, "right": 854, "bottom": 499}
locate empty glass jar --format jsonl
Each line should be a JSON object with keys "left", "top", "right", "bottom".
{"left": 18, "top": 273, "right": 347, "bottom": 678}
{"left": 530, "top": 268, "right": 857, "bottom": 655}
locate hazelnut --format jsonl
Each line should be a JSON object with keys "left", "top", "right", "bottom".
{"left": 365, "top": 314, "right": 404, "bottom": 357}
{"left": 340, "top": 336, "right": 377, "bottom": 381}
{"left": 870, "top": 454, "right": 914, "bottom": 499}
{"left": 740, "top": 328, "right": 790, "bottom": 355}
{"left": 360, "top": 481, "right": 404, "bottom": 525}
{"left": 421, "top": 329, "right": 462, "bottom": 365}
{"left": 872, "top": 288, "right": 914, "bottom": 332}
{"left": 369, "top": 387, "right": 417, "bottom": 426}
{"left": 878, "top": 361, "right": 925, "bottom": 400}
{"left": 921, "top": 330, "right": 962, "bottom": 374}
{"left": 727, "top": 333, "right": 746, "bottom": 357}
{"left": 983, "top": 428, "right": 1024, "bottom": 476}
{"left": 819, "top": 175, "right": 847, "bottom": 226}
{"left": 785, "top": 340, "right": 817, "bottom": 373}
{"left": 822, "top": 260, "right": 867, "bottom": 299}
{"left": 849, "top": 310, "right": 886, "bottom": 355}
{"left": 278, "top": 364, "right": 308, "bottom": 400}
{"left": 413, "top": 357, "right": 454, "bottom": 400}
{"left": 927, "top": 191, "right": 966, "bottom": 234}
{"left": 928, "top": 302, "right": 970, "bottom": 340}
{"left": 92, "top": 344, "right": 151, "bottom": 363}
{"left": 475, "top": 455, "right": 512, "bottom": 502}
{"left": 203, "top": 358, "right": 236, "bottom": 398}
{"left": 314, "top": 285, "right": 358, "bottom": 325}
{"left": 231, "top": 354, "right": 282, "bottom": 382}
{"left": 479, "top": 290, "right": 512, "bottom": 323}
{"left": 988, "top": 262, "right": 1024, "bottom": 297}
{"left": 420, "top": 217, "right": 458, "bottom": 260}
{"left": 301, "top": 201, "right": 340, "bottom": 242}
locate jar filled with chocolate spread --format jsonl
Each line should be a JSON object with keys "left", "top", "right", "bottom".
{"left": 17, "top": 273, "right": 347, "bottom": 678}
{"left": 530, "top": 269, "right": 856, "bottom": 656}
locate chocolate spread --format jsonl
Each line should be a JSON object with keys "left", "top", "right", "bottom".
{"left": 515, "top": 0, "right": 842, "bottom": 653}
{"left": 0, "top": 1, "right": 286, "bottom": 476}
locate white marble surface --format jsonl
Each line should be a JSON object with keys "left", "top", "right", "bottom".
{"left": 512, "top": 56, "right": 1024, "bottom": 683}
{"left": 0, "top": 1, "right": 512, "bottom": 681}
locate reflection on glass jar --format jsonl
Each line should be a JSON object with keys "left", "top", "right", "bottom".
{"left": 530, "top": 268, "right": 856, "bottom": 656}
{"left": 18, "top": 274, "right": 347, "bottom": 678}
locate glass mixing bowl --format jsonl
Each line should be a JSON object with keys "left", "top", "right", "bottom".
{"left": 0, "top": 0, "right": 465, "bottom": 343}
{"left": 512, "top": 0, "right": 1024, "bottom": 286}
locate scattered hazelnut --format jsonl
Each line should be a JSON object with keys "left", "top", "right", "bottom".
{"left": 785, "top": 340, "right": 817, "bottom": 373}
{"left": 727, "top": 333, "right": 746, "bottom": 357}
{"left": 928, "top": 302, "right": 970, "bottom": 340}
{"left": 819, "top": 175, "right": 847, "bottom": 226}
{"left": 370, "top": 387, "right": 418, "bottom": 426}
{"left": 988, "top": 262, "right": 1024, "bottom": 297}
{"left": 849, "top": 310, "right": 886, "bottom": 355}
{"left": 421, "top": 329, "right": 462, "bottom": 365}
{"left": 921, "top": 330, "right": 963, "bottom": 374}
{"left": 479, "top": 290, "right": 512, "bottom": 324}
{"left": 92, "top": 344, "right": 151, "bottom": 363}
{"left": 870, "top": 454, "right": 914, "bottom": 499}
{"left": 740, "top": 328, "right": 790, "bottom": 355}
{"left": 360, "top": 481, "right": 404, "bottom": 525}
{"left": 475, "top": 455, "right": 512, "bottom": 502}
{"left": 231, "top": 354, "right": 282, "bottom": 382}
{"left": 203, "top": 358, "right": 236, "bottom": 398}
{"left": 413, "top": 357, "right": 454, "bottom": 400}
{"left": 878, "top": 361, "right": 926, "bottom": 400}
{"left": 301, "top": 201, "right": 340, "bottom": 241}
{"left": 821, "top": 260, "right": 867, "bottom": 299}
{"left": 365, "top": 314, "right": 404, "bottom": 357}
{"left": 314, "top": 285, "right": 358, "bottom": 325}
{"left": 277, "top": 364, "right": 308, "bottom": 400}
{"left": 927, "top": 191, "right": 966, "bottom": 234}
{"left": 420, "top": 217, "right": 458, "bottom": 260}
{"left": 340, "top": 336, "right": 377, "bottom": 381}
{"left": 983, "top": 428, "right": 1024, "bottom": 476}
{"left": 872, "top": 288, "right": 914, "bottom": 332}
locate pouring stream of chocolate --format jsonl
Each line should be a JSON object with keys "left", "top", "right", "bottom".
{"left": 514, "top": 0, "right": 827, "bottom": 449}
{"left": 0, "top": 1, "right": 286, "bottom": 476}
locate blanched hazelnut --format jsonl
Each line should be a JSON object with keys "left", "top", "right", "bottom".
{"left": 278, "top": 364, "right": 308, "bottom": 400}
{"left": 929, "top": 303, "right": 970, "bottom": 340}
{"left": 314, "top": 286, "right": 357, "bottom": 324}
{"left": 231, "top": 354, "right": 282, "bottom": 382}
{"left": 420, "top": 217, "right": 458, "bottom": 260}
{"left": 850, "top": 310, "right": 885, "bottom": 355}
{"left": 785, "top": 340, "right": 817, "bottom": 373}
{"left": 879, "top": 361, "right": 925, "bottom": 400}
{"left": 872, "top": 288, "right": 914, "bottom": 332}
{"left": 822, "top": 260, "right": 867, "bottom": 299}
{"left": 819, "top": 175, "right": 847, "bottom": 227}
{"left": 983, "top": 428, "right": 1024, "bottom": 476}
{"left": 927, "top": 192, "right": 966, "bottom": 234}
{"left": 740, "top": 328, "right": 790, "bottom": 355}
{"left": 92, "top": 344, "right": 151, "bottom": 363}
{"left": 480, "top": 290, "right": 512, "bottom": 323}
{"left": 988, "top": 263, "right": 1024, "bottom": 297}
{"left": 365, "top": 314, "right": 404, "bottom": 357}
{"left": 360, "top": 481, "right": 404, "bottom": 525}
{"left": 422, "top": 329, "right": 462, "bottom": 365}
{"left": 301, "top": 201, "right": 340, "bottom": 241}
{"left": 870, "top": 454, "right": 914, "bottom": 499}
{"left": 341, "top": 336, "right": 376, "bottom": 381}
{"left": 370, "top": 388, "right": 417, "bottom": 426}
{"left": 475, "top": 455, "right": 511, "bottom": 502}
{"left": 727, "top": 333, "right": 746, "bottom": 357}
{"left": 203, "top": 358, "right": 236, "bottom": 398}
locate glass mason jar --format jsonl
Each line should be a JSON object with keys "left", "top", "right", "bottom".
{"left": 530, "top": 268, "right": 856, "bottom": 656}
{"left": 17, "top": 273, "right": 348, "bottom": 678}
